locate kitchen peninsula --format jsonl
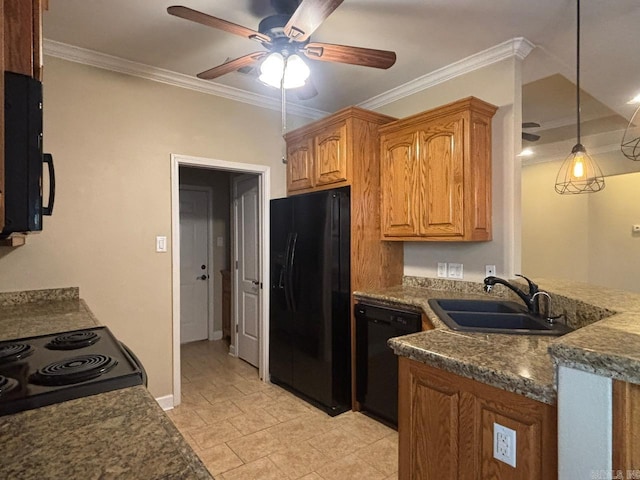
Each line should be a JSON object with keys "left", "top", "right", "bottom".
{"left": 0, "top": 288, "right": 212, "bottom": 480}
{"left": 356, "top": 276, "right": 640, "bottom": 479}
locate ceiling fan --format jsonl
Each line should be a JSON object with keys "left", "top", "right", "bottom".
{"left": 167, "top": 0, "right": 397, "bottom": 95}
{"left": 522, "top": 122, "right": 541, "bottom": 142}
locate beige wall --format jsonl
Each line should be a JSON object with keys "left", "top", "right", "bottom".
{"left": 521, "top": 161, "right": 589, "bottom": 282}
{"left": 374, "top": 58, "right": 522, "bottom": 281}
{"left": 523, "top": 163, "right": 640, "bottom": 292}
{"left": 588, "top": 173, "right": 640, "bottom": 292}
{"left": 0, "top": 56, "right": 309, "bottom": 398}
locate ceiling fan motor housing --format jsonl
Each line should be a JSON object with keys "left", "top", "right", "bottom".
{"left": 259, "top": 14, "right": 309, "bottom": 54}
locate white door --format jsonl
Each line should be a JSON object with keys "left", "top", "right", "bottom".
{"left": 180, "top": 188, "right": 210, "bottom": 344}
{"left": 233, "top": 175, "right": 260, "bottom": 367}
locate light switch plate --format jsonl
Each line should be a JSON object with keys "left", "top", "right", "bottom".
{"left": 156, "top": 236, "right": 167, "bottom": 253}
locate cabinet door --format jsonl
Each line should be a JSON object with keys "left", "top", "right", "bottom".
{"left": 418, "top": 117, "right": 464, "bottom": 237}
{"left": 286, "top": 137, "right": 314, "bottom": 192}
{"left": 399, "top": 358, "right": 462, "bottom": 479}
{"left": 315, "top": 122, "right": 348, "bottom": 186}
{"left": 380, "top": 130, "right": 419, "bottom": 236}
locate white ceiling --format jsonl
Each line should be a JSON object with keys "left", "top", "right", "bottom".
{"left": 43, "top": 0, "right": 640, "bottom": 123}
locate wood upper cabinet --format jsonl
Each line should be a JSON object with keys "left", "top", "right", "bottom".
{"left": 285, "top": 107, "right": 393, "bottom": 195}
{"left": 315, "top": 121, "right": 347, "bottom": 187}
{"left": 398, "top": 357, "right": 557, "bottom": 480}
{"left": 286, "top": 136, "right": 314, "bottom": 192}
{"left": 4, "top": 0, "right": 43, "bottom": 79}
{"left": 380, "top": 97, "right": 497, "bottom": 241}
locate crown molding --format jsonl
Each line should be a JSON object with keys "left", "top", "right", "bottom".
{"left": 358, "top": 37, "right": 536, "bottom": 110}
{"left": 44, "top": 37, "right": 535, "bottom": 120}
{"left": 43, "top": 39, "right": 328, "bottom": 120}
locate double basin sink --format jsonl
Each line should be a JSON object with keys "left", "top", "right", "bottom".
{"left": 428, "top": 299, "right": 573, "bottom": 336}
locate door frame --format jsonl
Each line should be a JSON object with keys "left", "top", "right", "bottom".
{"left": 178, "top": 184, "right": 216, "bottom": 341}
{"left": 171, "top": 154, "right": 271, "bottom": 407}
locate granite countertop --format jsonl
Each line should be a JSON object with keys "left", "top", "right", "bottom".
{"left": 355, "top": 277, "right": 640, "bottom": 406}
{"left": 0, "top": 288, "right": 212, "bottom": 480}
{"left": 1, "top": 386, "right": 211, "bottom": 480}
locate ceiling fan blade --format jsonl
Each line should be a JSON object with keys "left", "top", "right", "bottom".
{"left": 522, "top": 122, "right": 541, "bottom": 129}
{"left": 303, "top": 42, "right": 396, "bottom": 69}
{"left": 197, "top": 52, "right": 267, "bottom": 80}
{"left": 167, "top": 6, "right": 271, "bottom": 45}
{"left": 284, "top": 0, "right": 344, "bottom": 42}
{"left": 522, "top": 132, "right": 541, "bottom": 142}
{"left": 295, "top": 77, "right": 319, "bottom": 100}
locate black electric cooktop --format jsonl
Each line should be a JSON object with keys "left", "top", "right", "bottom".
{"left": 0, "top": 326, "right": 146, "bottom": 416}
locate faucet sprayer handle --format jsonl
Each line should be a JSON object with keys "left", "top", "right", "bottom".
{"left": 515, "top": 274, "right": 539, "bottom": 295}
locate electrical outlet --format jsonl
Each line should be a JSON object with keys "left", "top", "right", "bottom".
{"left": 437, "top": 263, "right": 448, "bottom": 278}
{"left": 447, "top": 263, "right": 463, "bottom": 279}
{"left": 493, "top": 423, "right": 516, "bottom": 468}
{"left": 485, "top": 265, "right": 496, "bottom": 277}
{"left": 633, "top": 225, "right": 640, "bottom": 233}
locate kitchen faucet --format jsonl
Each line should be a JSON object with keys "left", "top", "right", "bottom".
{"left": 483, "top": 274, "right": 542, "bottom": 315}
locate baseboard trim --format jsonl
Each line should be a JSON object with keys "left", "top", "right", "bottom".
{"left": 155, "top": 394, "right": 175, "bottom": 411}
{"left": 211, "top": 330, "right": 223, "bottom": 341}
{"left": 229, "top": 343, "right": 236, "bottom": 356}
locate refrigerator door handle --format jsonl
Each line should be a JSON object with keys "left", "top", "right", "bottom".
{"left": 284, "top": 232, "right": 298, "bottom": 312}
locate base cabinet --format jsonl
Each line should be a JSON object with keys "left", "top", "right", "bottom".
{"left": 398, "top": 357, "right": 557, "bottom": 480}
{"left": 613, "top": 380, "right": 640, "bottom": 471}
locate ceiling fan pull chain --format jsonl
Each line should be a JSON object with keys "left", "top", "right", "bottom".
{"left": 281, "top": 60, "right": 288, "bottom": 164}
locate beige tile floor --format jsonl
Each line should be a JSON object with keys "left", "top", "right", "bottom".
{"left": 167, "top": 340, "right": 398, "bottom": 479}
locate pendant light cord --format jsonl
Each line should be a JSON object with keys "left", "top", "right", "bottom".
{"left": 576, "top": 0, "right": 581, "bottom": 144}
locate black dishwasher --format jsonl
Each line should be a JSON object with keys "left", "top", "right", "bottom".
{"left": 355, "top": 302, "right": 421, "bottom": 427}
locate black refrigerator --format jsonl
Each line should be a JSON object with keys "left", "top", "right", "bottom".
{"left": 269, "top": 186, "right": 351, "bottom": 416}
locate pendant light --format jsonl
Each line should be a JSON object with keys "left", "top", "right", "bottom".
{"left": 621, "top": 103, "right": 640, "bottom": 161}
{"left": 555, "top": 0, "right": 605, "bottom": 195}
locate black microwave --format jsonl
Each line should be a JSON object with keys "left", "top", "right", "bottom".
{"left": 2, "top": 71, "right": 55, "bottom": 236}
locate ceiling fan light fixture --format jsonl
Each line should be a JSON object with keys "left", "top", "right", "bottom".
{"left": 284, "top": 54, "right": 310, "bottom": 88}
{"left": 258, "top": 52, "right": 310, "bottom": 89}
{"left": 259, "top": 52, "right": 285, "bottom": 88}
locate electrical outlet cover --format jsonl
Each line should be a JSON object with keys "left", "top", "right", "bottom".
{"left": 447, "top": 263, "right": 463, "bottom": 279}
{"left": 493, "top": 423, "right": 516, "bottom": 468}
{"left": 437, "top": 263, "right": 448, "bottom": 278}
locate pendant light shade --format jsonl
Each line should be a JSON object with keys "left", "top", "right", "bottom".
{"left": 554, "top": 143, "right": 605, "bottom": 194}
{"left": 555, "top": 0, "right": 605, "bottom": 194}
{"left": 621, "top": 104, "right": 640, "bottom": 161}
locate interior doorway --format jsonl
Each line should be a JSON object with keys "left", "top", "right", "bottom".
{"left": 171, "top": 154, "right": 271, "bottom": 408}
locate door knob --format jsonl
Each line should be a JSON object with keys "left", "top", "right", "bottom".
{"left": 252, "top": 280, "right": 259, "bottom": 285}
{"left": 198, "top": 274, "right": 209, "bottom": 280}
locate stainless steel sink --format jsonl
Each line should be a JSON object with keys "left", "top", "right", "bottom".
{"left": 428, "top": 299, "right": 573, "bottom": 336}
